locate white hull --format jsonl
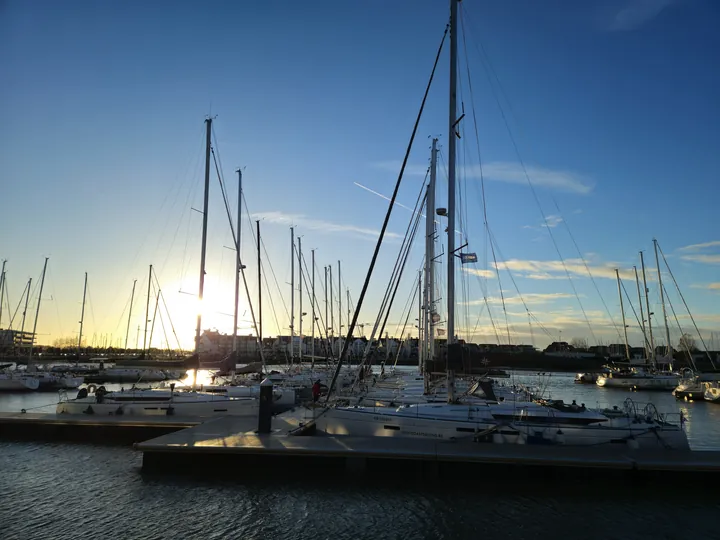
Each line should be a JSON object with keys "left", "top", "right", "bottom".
{"left": 0, "top": 375, "right": 40, "bottom": 391}
{"left": 597, "top": 374, "right": 678, "bottom": 390}
{"left": 198, "top": 384, "right": 296, "bottom": 406}
{"left": 315, "top": 405, "right": 688, "bottom": 450}
{"left": 57, "top": 389, "right": 260, "bottom": 417}
{"left": 100, "top": 368, "right": 167, "bottom": 382}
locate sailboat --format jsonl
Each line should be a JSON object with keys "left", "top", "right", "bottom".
{"left": 316, "top": 0, "right": 688, "bottom": 451}
{"left": 597, "top": 243, "right": 679, "bottom": 391}
{"left": 58, "top": 119, "right": 271, "bottom": 417}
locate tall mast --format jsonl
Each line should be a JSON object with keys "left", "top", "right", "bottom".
{"left": 346, "top": 289, "right": 351, "bottom": 339}
{"left": 634, "top": 265, "right": 648, "bottom": 358}
{"left": 640, "top": 251, "right": 655, "bottom": 365}
{"left": 195, "top": 117, "right": 212, "bottom": 355}
{"left": 311, "top": 249, "right": 316, "bottom": 363}
{"left": 653, "top": 238, "right": 672, "bottom": 360}
{"left": 143, "top": 264, "right": 152, "bottom": 355}
{"left": 447, "top": 0, "right": 459, "bottom": 345}
{"left": 290, "top": 227, "right": 295, "bottom": 362}
{"left": 124, "top": 279, "right": 137, "bottom": 351}
{"left": 324, "top": 266, "right": 329, "bottom": 356}
{"left": 329, "top": 264, "right": 334, "bottom": 341}
{"left": 233, "top": 169, "right": 243, "bottom": 355}
{"left": 28, "top": 257, "right": 49, "bottom": 365}
{"left": 426, "top": 138, "right": 438, "bottom": 362}
{"left": 337, "top": 260, "right": 342, "bottom": 349}
{"left": 298, "top": 236, "right": 303, "bottom": 362}
{"left": 615, "top": 269, "right": 630, "bottom": 360}
{"left": 78, "top": 272, "right": 88, "bottom": 358}
{"left": 418, "top": 269, "right": 423, "bottom": 372}
{"left": 0, "top": 260, "right": 6, "bottom": 327}
{"left": 19, "top": 278, "right": 32, "bottom": 352}
{"left": 256, "top": 219, "right": 262, "bottom": 361}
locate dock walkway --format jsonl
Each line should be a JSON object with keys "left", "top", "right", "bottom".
{"left": 135, "top": 408, "right": 720, "bottom": 480}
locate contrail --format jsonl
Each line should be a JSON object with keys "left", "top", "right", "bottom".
{"left": 353, "top": 182, "right": 425, "bottom": 218}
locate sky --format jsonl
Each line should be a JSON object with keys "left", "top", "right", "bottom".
{"left": 1, "top": 0, "right": 719, "bottom": 352}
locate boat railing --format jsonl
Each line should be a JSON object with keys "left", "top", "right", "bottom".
{"left": 621, "top": 397, "right": 684, "bottom": 427}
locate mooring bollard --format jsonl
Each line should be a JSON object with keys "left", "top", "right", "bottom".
{"left": 258, "top": 378, "right": 273, "bottom": 433}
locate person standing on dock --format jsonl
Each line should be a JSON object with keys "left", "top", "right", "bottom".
{"left": 312, "top": 380, "right": 321, "bottom": 404}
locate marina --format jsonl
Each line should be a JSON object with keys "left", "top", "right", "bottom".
{"left": 3, "top": 0, "right": 720, "bottom": 538}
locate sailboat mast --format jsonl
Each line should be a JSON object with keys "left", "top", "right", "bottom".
{"left": 78, "top": 272, "right": 88, "bottom": 357}
{"left": 143, "top": 264, "right": 152, "bottom": 354}
{"left": 640, "top": 251, "right": 655, "bottom": 364}
{"left": 124, "top": 279, "right": 137, "bottom": 350}
{"left": 290, "top": 226, "right": 295, "bottom": 362}
{"left": 418, "top": 269, "right": 423, "bottom": 371}
{"left": 615, "top": 269, "right": 630, "bottom": 360}
{"left": 233, "top": 169, "right": 243, "bottom": 355}
{"left": 653, "top": 238, "right": 672, "bottom": 359}
{"left": 634, "top": 265, "right": 648, "bottom": 357}
{"left": 0, "top": 260, "right": 6, "bottom": 326}
{"left": 299, "top": 236, "right": 303, "bottom": 362}
{"left": 329, "top": 264, "right": 334, "bottom": 341}
{"left": 427, "top": 138, "right": 438, "bottom": 361}
{"left": 311, "top": 249, "right": 316, "bottom": 363}
{"left": 337, "top": 260, "right": 342, "bottom": 347}
{"left": 324, "top": 266, "right": 329, "bottom": 355}
{"left": 195, "top": 117, "right": 212, "bottom": 355}
{"left": 28, "top": 256, "right": 48, "bottom": 364}
{"left": 447, "top": 0, "right": 459, "bottom": 345}
{"left": 19, "top": 278, "right": 32, "bottom": 352}
{"left": 257, "top": 219, "right": 262, "bottom": 357}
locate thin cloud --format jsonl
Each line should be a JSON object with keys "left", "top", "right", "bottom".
{"left": 678, "top": 240, "right": 720, "bottom": 252}
{"left": 681, "top": 254, "right": 720, "bottom": 265}
{"left": 495, "top": 258, "right": 640, "bottom": 281}
{"left": 691, "top": 283, "right": 720, "bottom": 290}
{"left": 609, "top": 0, "right": 675, "bottom": 32}
{"left": 253, "top": 211, "right": 401, "bottom": 240}
{"left": 461, "top": 292, "right": 577, "bottom": 306}
{"left": 463, "top": 268, "right": 496, "bottom": 279}
{"left": 525, "top": 214, "right": 564, "bottom": 230}
{"left": 371, "top": 161, "right": 594, "bottom": 195}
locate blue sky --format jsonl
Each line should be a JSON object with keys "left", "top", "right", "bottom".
{"left": 1, "top": 0, "right": 718, "bottom": 351}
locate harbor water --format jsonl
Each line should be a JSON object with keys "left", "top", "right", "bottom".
{"left": 2, "top": 370, "right": 719, "bottom": 539}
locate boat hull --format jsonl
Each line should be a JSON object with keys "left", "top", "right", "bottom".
{"left": 597, "top": 375, "right": 678, "bottom": 390}
{"left": 315, "top": 407, "right": 689, "bottom": 450}
{"left": 0, "top": 375, "right": 40, "bottom": 391}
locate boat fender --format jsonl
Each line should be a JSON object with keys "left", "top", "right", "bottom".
{"left": 166, "top": 406, "right": 175, "bottom": 416}
{"left": 555, "top": 429, "right": 565, "bottom": 445}
{"left": 86, "top": 384, "right": 97, "bottom": 394}
{"left": 115, "top": 406, "right": 124, "bottom": 416}
{"left": 84, "top": 405, "right": 94, "bottom": 415}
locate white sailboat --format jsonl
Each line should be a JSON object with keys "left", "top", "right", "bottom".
{"left": 0, "top": 372, "right": 40, "bottom": 391}
{"left": 317, "top": 1, "right": 688, "bottom": 452}
{"left": 597, "top": 244, "right": 679, "bottom": 391}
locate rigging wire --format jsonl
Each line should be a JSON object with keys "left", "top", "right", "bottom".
{"left": 461, "top": 6, "right": 598, "bottom": 345}
{"left": 656, "top": 241, "right": 714, "bottom": 364}
{"left": 326, "top": 22, "right": 450, "bottom": 398}
{"left": 663, "top": 282, "right": 700, "bottom": 370}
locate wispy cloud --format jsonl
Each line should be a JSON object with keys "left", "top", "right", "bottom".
{"left": 253, "top": 211, "right": 401, "bottom": 240}
{"left": 679, "top": 240, "right": 720, "bottom": 252}
{"left": 461, "top": 292, "right": 577, "bottom": 306}
{"left": 682, "top": 254, "right": 720, "bottom": 265}
{"left": 495, "top": 258, "right": 640, "bottom": 281}
{"left": 524, "top": 214, "right": 564, "bottom": 230}
{"left": 691, "top": 283, "right": 720, "bottom": 291}
{"left": 463, "top": 268, "right": 496, "bottom": 279}
{"left": 371, "top": 161, "right": 594, "bottom": 195}
{"left": 609, "top": 0, "right": 675, "bottom": 32}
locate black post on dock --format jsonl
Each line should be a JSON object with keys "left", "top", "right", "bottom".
{"left": 258, "top": 378, "right": 273, "bottom": 433}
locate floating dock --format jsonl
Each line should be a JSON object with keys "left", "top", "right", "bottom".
{"left": 0, "top": 411, "right": 200, "bottom": 444}
{"left": 135, "top": 407, "right": 720, "bottom": 483}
